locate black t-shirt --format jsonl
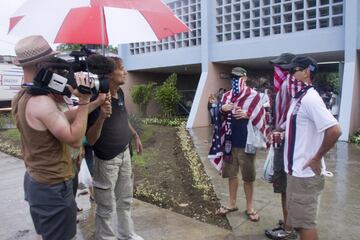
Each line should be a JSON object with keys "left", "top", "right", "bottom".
{"left": 87, "top": 89, "right": 132, "bottom": 160}
{"left": 231, "top": 118, "right": 249, "bottom": 148}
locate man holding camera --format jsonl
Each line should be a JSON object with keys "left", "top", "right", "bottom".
{"left": 12, "top": 35, "right": 93, "bottom": 240}
{"left": 87, "top": 57, "right": 143, "bottom": 240}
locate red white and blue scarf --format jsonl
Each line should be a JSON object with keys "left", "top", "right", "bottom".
{"left": 274, "top": 66, "right": 307, "bottom": 129}
{"left": 208, "top": 77, "right": 270, "bottom": 171}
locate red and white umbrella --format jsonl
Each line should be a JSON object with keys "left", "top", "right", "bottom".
{"left": 8, "top": 0, "right": 190, "bottom": 45}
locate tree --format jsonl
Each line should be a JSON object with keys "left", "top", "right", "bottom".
{"left": 56, "top": 44, "right": 82, "bottom": 52}
{"left": 130, "top": 82, "right": 156, "bottom": 117}
{"left": 314, "top": 72, "right": 340, "bottom": 94}
{"left": 56, "top": 44, "right": 118, "bottom": 54}
{"left": 155, "top": 73, "right": 181, "bottom": 118}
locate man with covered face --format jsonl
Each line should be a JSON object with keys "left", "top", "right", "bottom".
{"left": 280, "top": 56, "right": 341, "bottom": 240}
{"left": 209, "top": 67, "right": 270, "bottom": 222}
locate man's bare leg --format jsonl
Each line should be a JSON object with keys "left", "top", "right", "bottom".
{"left": 228, "top": 177, "right": 238, "bottom": 209}
{"left": 299, "top": 228, "right": 318, "bottom": 240}
{"left": 244, "top": 181, "right": 254, "bottom": 212}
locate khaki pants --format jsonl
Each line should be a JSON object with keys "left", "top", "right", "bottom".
{"left": 93, "top": 148, "right": 135, "bottom": 240}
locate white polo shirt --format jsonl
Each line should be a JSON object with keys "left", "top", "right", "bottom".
{"left": 284, "top": 88, "right": 338, "bottom": 177}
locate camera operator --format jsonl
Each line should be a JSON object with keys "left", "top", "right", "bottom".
{"left": 86, "top": 57, "right": 143, "bottom": 240}
{"left": 11, "top": 35, "right": 95, "bottom": 240}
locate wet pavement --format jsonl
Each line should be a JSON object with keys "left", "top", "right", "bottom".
{"left": 0, "top": 151, "right": 230, "bottom": 240}
{"left": 1, "top": 126, "right": 360, "bottom": 240}
{"left": 189, "top": 127, "right": 360, "bottom": 240}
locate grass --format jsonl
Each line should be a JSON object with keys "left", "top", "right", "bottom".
{"left": 140, "top": 124, "right": 155, "bottom": 144}
{"left": 1, "top": 128, "right": 20, "bottom": 141}
{"left": 132, "top": 147, "right": 158, "bottom": 167}
{"left": 132, "top": 124, "right": 157, "bottom": 168}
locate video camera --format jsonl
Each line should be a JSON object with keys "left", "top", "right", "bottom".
{"left": 29, "top": 46, "right": 115, "bottom": 97}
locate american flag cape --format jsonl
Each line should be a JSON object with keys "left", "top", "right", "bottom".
{"left": 274, "top": 67, "right": 307, "bottom": 129}
{"left": 208, "top": 82, "right": 271, "bottom": 172}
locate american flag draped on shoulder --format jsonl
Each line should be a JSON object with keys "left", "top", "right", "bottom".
{"left": 208, "top": 78, "right": 271, "bottom": 171}
{"left": 274, "top": 66, "right": 307, "bottom": 129}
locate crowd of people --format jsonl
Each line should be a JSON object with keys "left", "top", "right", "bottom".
{"left": 11, "top": 34, "right": 341, "bottom": 240}
{"left": 208, "top": 53, "right": 341, "bottom": 240}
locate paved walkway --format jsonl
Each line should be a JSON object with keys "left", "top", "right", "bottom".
{"left": 1, "top": 126, "right": 360, "bottom": 240}
{"left": 0, "top": 151, "right": 230, "bottom": 240}
{"left": 188, "top": 126, "right": 360, "bottom": 240}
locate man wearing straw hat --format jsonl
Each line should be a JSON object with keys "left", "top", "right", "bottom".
{"left": 11, "top": 35, "right": 92, "bottom": 240}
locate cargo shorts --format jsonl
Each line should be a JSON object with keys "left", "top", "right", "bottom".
{"left": 286, "top": 175, "right": 325, "bottom": 229}
{"left": 222, "top": 147, "right": 256, "bottom": 182}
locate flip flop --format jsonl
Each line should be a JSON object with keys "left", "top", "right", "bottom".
{"left": 245, "top": 210, "right": 260, "bottom": 222}
{"left": 215, "top": 206, "right": 239, "bottom": 216}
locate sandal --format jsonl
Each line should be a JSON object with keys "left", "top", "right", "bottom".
{"left": 245, "top": 210, "right": 260, "bottom": 222}
{"left": 215, "top": 206, "right": 238, "bottom": 216}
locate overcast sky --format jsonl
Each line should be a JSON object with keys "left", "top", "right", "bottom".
{"left": 0, "top": 1, "right": 28, "bottom": 55}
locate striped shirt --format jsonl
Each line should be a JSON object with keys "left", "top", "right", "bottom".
{"left": 284, "top": 88, "right": 338, "bottom": 177}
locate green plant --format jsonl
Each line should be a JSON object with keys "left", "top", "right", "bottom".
{"left": 128, "top": 113, "right": 144, "bottom": 136}
{"left": 132, "top": 147, "right": 158, "bottom": 167}
{"left": 140, "top": 125, "right": 155, "bottom": 144}
{"left": 130, "top": 82, "right": 155, "bottom": 117}
{"left": 0, "top": 113, "right": 15, "bottom": 129}
{"left": 350, "top": 129, "right": 360, "bottom": 144}
{"left": 314, "top": 72, "right": 340, "bottom": 94}
{"left": 154, "top": 73, "right": 181, "bottom": 118}
{"left": 142, "top": 117, "right": 185, "bottom": 127}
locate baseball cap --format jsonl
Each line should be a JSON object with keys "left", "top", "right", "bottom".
{"left": 231, "top": 67, "right": 247, "bottom": 77}
{"left": 280, "top": 56, "right": 318, "bottom": 73}
{"left": 270, "top": 53, "right": 296, "bottom": 64}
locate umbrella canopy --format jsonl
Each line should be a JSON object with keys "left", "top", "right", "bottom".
{"left": 8, "top": 0, "right": 190, "bottom": 45}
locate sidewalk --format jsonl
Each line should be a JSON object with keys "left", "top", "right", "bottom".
{"left": 0, "top": 151, "right": 231, "bottom": 240}
{"left": 189, "top": 126, "right": 360, "bottom": 240}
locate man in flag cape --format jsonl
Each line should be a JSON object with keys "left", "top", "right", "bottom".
{"left": 209, "top": 67, "right": 270, "bottom": 221}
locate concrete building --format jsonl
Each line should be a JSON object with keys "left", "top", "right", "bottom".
{"left": 118, "top": 0, "right": 357, "bottom": 141}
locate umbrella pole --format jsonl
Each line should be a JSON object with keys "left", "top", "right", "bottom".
{"left": 100, "top": 5, "right": 105, "bottom": 55}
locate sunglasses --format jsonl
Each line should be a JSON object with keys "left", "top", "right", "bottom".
{"left": 290, "top": 67, "right": 305, "bottom": 75}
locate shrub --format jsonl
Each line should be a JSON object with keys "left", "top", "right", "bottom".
{"left": 350, "top": 129, "right": 360, "bottom": 144}
{"left": 154, "top": 73, "right": 181, "bottom": 118}
{"left": 128, "top": 113, "right": 144, "bottom": 136}
{"left": 142, "top": 117, "right": 185, "bottom": 127}
{"left": 0, "top": 113, "right": 15, "bottom": 129}
{"left": 130, "top": 82, "right": 155, "bottom": 117}
{"left": 314, "top": 72, "right": 340, "bottom": 94}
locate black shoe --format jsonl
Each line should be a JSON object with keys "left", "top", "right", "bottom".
{"left": 265, "top": 227, "right": 297, "bottom": 240}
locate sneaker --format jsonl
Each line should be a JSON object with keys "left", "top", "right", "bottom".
{"left": 265, "top": 227, "right": 297, "bottom": 240}
{"left": 128, "top": 233, "right": 144, "bottom": 240}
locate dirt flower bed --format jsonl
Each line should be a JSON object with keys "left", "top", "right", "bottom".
{"left": 133, "top": 124, "right": 230, "bottom": 229}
